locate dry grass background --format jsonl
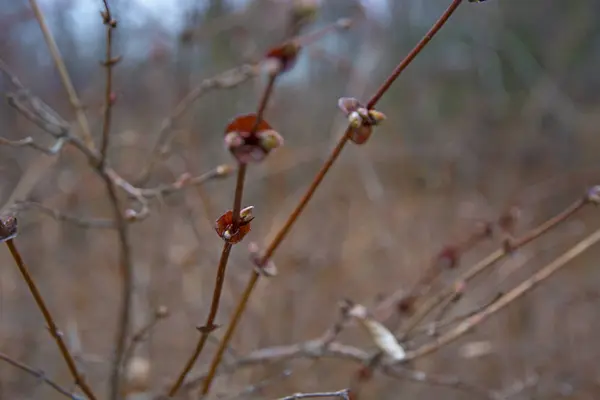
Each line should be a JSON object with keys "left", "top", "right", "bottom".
{"left": 2, "top": 0, "right": 600, "bottom": 399}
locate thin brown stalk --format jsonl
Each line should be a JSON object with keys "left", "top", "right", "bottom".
{"left": 201, "top": 271, "right": 260, "bottom": 395}
{"left": 168, "top": 70, "right": 279, "bottom": 399}
{"left": 0, "top": 351, "right": 82, "bottom": 400}
{"left": 27, "top": 0, "right": 95, "bottom": 149}
{"left": 99, "top": 0, "right": 117, "bottom": 166}
{"left": 366, "top": 0, "right": 464, "bottom": 109}
{"left": 91, "top": 4, "right": 134, "bottom": 399}
{"left": 202, "top": 1, "right": 465, "bottom": 394}
{"left": 4, "top": 239, "right": 98, "bottom": 400}
{"left": 398, "top": 193, "right": 591, "bottom": 340}
{"left": 167, "top": 242, "right": 232, "bottom": 396}
{"left": 403, "top": 226, "right": 600, "bottom": 362}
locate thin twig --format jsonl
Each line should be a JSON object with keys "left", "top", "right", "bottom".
{"left": 0, "top": 136, "right": 67, "bottom": 155}
{"left": 169, "top": 337, "right": 496, "bottom": 399}
{"left": 366, "top": 0, "right": 464, "bottom": 109}
{"left": 99, "top": 0, "right": 118, "bottom": 167}
{"left": 167, "top": 242, "right": 233, "bottom": 396}
{"left": 4, "top": 239, "right": 98, "bottom": 400}
{"left": 0, "top": 351, "right": 84, "bottom": 400}
{"left": 122, "top": 306, "right": 169, "bottom": 374}
{"left": 277, "top": 389, "right": 350, "bottom": 400}
{"left": 169, "top": 66, "right": 279, "bottom": 400}
{"left": 137, "top": 64, "right": 260, "bottom": 184}
{"left": 27, "top": 0, "right": 95, "bottom": 149}
{"left": 402, "top": 226, "right": 600, "bottom": 362}
{"left": 399, "top": 190, "right": 594, "bottom": 340}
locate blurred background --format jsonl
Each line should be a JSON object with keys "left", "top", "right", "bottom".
{"left": 2, "top": 0, "right": 600, "bottom": 399}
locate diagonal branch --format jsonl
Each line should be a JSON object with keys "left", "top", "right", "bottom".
{"left": 403, "top": 225, "right": 600, "bottom": 362}
{"left": 0, "top": 351, "right": 84, "bottom": 400}
{"left": 27, "top": 0, "right": 95, "bottom": 149}
{"left": 3, "top": 235, "right": 98, "bottom": 400}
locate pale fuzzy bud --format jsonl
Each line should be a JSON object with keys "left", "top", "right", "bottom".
{"left": 224, "top": 132, "right": 244, "bottom": 149}
{"left": 124, "top": 357, "right": 150, "bottom": 394}
{"left": 348, "top": 303, "right": 406, "bottom": 361}
{"left": 588, "top": 186, "right": 600, "bottom": 204}
{"left": 240, "top": 206, "right": 255, "bottom": 223}
{"left": 368, "top": 109, "right": 386, "bottom": 125}
{"left": 216, "top": 164, "right": 233, "bottom": 176}
{"left": 348, "top": 111, "right": 362, "bottom": 129}
{"left": 124, "top": 209, "right": 138, "bottom": 220}
{"left": 155, "top": 305, "right": 169, "bottom": 319}
{"left": 258, "top": 129, "right": 284, "bottom": 151}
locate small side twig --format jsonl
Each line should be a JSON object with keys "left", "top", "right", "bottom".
{"left": 0, "top": 351, "right": 84, "bottom": 400}
{"left": 277, "top": 389, "right": 350, "bottom": 400}
{"left": 99, "top": 0, "right": 119, "bottom": 167}
{"left": 0, "top": 135, "right": 67, "bottom": 155}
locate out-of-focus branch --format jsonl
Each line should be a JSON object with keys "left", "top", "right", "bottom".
{"left": 277, "top": 389, "right": 350, "bottom": 400}
{"left": 171, "top": 337, "right": 497, "bottom": 400}
{"left": 0, "top": 59, "right": 233, "bottom": 223}
{"left": 0, "top": 351, "right": 84, "bottom": 400}
{"left": 403, "top": 225, "right": 600, "bottom": 362}
{"left": 2, "top": 219, "right": 98, "bottom": 400}
{"left": 94, "top": 3, "right": 134, "bottom": 399}
{"left": 27, "top": 0, "right": 95, "bottom": 149}
{"left": 137, "top": 63, "right": 260, "bottom": 184}
{"left": 0, "top": 135, "right": 67, "bottom": 155}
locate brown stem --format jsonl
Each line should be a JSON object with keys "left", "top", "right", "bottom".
{"left": 99, "top": 0, "right": 116, "bottom": 166}
{"left": 230, "top": 164, "right": 248, "bottom": 230}
{"left": 201, "top": 2, "right": 467, "bottom": 396}
{"left": 366, "top": 0, "right": 464, "bottom": 109}
{"left": 168, "top": 242, "right": 233, "bottom": 396}
{"left": 261, "top": 132, "right": 350, "bottom": 264}
{"left": 168, "top": 64, "right": 279, "bottom": 399}
{"left": 4, "top": 240, "right": 98, "bottom": 400}
{"left": 403, "top": 227, "right": 600, "bottom": 362}
{"left": 201, "top": 271, "right": 260, "bottom": 395}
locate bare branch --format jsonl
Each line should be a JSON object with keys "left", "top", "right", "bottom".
{"left": 27, "top": 0, "right": 95, "bottom": 148}
{"left": 0, "top": 351, "right": 84, "bottom": 400}
{"left": 277, "top": 389, "right": 350, "bottom": 400}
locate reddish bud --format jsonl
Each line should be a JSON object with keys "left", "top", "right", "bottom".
{"left": 498, "top": 205, "right": 521, "bottom": 235}
{"left": 587, "top": 186, "right": 600, "bottom": 204}
{"left": 0, "top": 215, "right": 17, "bottom": 242}
{"left": 265, "top": 41, "right": 301, "bottom": 74}
{"left": 397, "top": 295, "right": 416, "bottom": 314}
{"left": 437, "top": 245, "right": 460, "bottom": 269}
{"left": 224, "top": 114, "right": 283, "bottom": 163}
{"left": 356, "top": 366, "right": 373, "bottom": 382}
{"left": 109, "top": 92, "right": 117, "bottom": 105}
{"left": 338, "top": 97, "right": 386, "bottom": 145}
{"left": 215, "top": 207, "right": 254, "bottom": 244}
